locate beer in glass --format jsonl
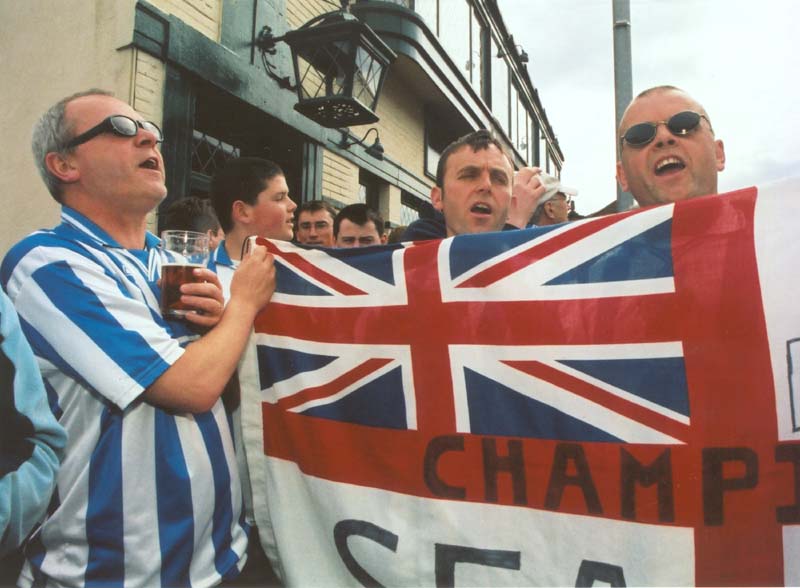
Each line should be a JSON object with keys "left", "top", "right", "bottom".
{"left": 159, "top": 230, "right": 210, "bottom": 318}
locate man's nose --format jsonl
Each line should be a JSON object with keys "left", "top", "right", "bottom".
{"left": 134, "top": 125, "right": 161, "bottom": 146}
{"left": 653, "top": 123, "right": 676, "bottom": 147}
{"left": 477, "top": 169, "right": 492, "bottom": 190}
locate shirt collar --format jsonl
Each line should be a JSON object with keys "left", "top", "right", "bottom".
{"left": 210, "top": 239, "right": 237, "bottom": 268}
{"left": 60, "top": 206, "right": 160, "bottom": 250}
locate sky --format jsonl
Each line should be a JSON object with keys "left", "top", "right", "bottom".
{"left": 498, "top": 0, "right": 800, "bottom": 215}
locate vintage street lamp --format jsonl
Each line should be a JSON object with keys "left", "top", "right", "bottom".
{"left": 255, "top": 1, "right": 397, "bottom": 128}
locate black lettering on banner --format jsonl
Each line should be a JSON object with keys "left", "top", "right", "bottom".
{"left": 545, "top": 443, "right": 602, "bottom": 514}
{"left": 575, "top": 560, "right": 627, "bottom": 587}
{"left": 776, "top": 444, "right": 800, "bottom": 523}
{"left": 702, "top": 447, "right": 758, "bottom": 525}
{"left": 334, "top": 520, "right": 398, "bottom": 588}
{"left": 620, "top": 448, "right": 674, "bottom": 522}
{"left": 424, "top": 435, "right": 467, "bottom": 499}
{"left": 434, "top": 543, "right": 521, "bottom": 588}
{"left": 482, "top": 438, "right": 527, "bottom": 505}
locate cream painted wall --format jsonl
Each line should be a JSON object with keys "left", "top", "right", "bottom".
{"left": 150, "top": 0, "right": 222, "bottom": 41}
{"left": 0, "top": 0, "right": 142, "bottom": 256}
{"left": 350, "top": 73, "right": 428, "bottom": 183}
{"left": 321, "top": 149, "right": 360, "bottom": 205}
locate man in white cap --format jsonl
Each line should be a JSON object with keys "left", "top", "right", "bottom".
{"left": 529, "top": 173, "right": 578, "bottom": 226}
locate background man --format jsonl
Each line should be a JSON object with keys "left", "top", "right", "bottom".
{"left": 404, "top": 130, "right": 545, "bottom": 239}
{"left": 295, "top": 200, "right": 336, "bottom": 247}
{"left": 161, "top": 195, "right": 225, "bottom": 250}
{"left": 616, "top": 85, "right": 725, "bottom": 207}
{"left": 1, "top": 89, "right": 275, "bottom": 587}
{"left": 210, "top": 157, "right": 296, "bottom": 300}
{"left": 334, "top": 203, "right": 385, "bottom": 247}
{"left": 529, "top": 173, "right": 578, "bottom": 226}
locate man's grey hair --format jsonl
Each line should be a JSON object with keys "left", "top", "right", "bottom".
{"left": 530, "top": 203, "right": 546, "bottom": 225}
{"left": 31, "top": 89, "right": 114, "bottom": 202}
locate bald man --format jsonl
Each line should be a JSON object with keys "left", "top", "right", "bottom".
{"left": 616, "top": 85, "right": 725, "bottom": 207}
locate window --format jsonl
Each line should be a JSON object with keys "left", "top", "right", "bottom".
{"left": 411, "top": 1, "right": 488, "bottom": 102}
{"left": 469, "top": 8, "right": 484, "bottom": 95}
{"left": 400, "top": 192, "right": 428, "bottom": 225}
{"left": 530, "top": 117, "right": 540, "bottom": 166}
{"left": 191, "top": 130, "right": 240, "bottom": 186}
{"left": 491, "top": 37, "right": 509, "bottom": 137}
{"left": 424, "top": 107, "right": 463, "bottom": 180}
{"left": 509, "top": 85, "right": 517, "bottom": 146}
{"left": 359, "top": 169, "right": 381, "bottom": 211}
{"left": 415, "top": 0, "right": 438, "bottom": 34}
{"left": 517, "top": 99, "right": 528, "bottom": 157}
{"left": 439, "top": 0, "right": 471, "bottom": 81}
{"left": 539, "top": 131, "right": 547, "bottom": 172}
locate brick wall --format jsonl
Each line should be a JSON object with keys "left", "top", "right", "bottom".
{"left": 131, "top": 50, "right": 167, "bottom": 233}
{"left": 149, "top": 0, "right": 222, "bottom": 41}
{"left": 132, "top": 51, "right": 166, "bottom": 125}
{"left": 322, "top": 149, "right": 360, "bottom": 206}
{"left": 350, "top": 68, "right": 429, "bottom": 184}
{"left": 286, "top": 0, "right": 329, "bottom": 30}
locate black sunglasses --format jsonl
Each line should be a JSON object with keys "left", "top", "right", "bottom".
{"left": 65, "top": 115, "right": 163, "bottom": 149}
{"left": 619, "top": 111, "right": 711, "bottom": 149}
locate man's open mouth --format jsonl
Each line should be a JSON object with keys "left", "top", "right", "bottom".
{"left": 140, "top": 157, "right": 159, "bottom": 170}
{"left": 654, "top": 156, "right": 685, "bottom": 176}
{"left": 471, "top": 202, "right": 492, "bottom": 214}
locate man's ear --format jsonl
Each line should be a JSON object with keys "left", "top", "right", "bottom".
{"left": 45, "top": 152, "right": 79, "bottom": 184}
{"left": 715, "top": 139, "right": 726, "bottom": 172}
{"left": 431, "top": 186, "right": 444, "bottom": 211}
{"left": 231, "top": 200, "right": 250, "bottom": 226}
{"left": 616, "top": 160, "right": 629, "bottom": 192}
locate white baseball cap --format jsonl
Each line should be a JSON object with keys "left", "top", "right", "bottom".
{"left": 537, "top": 173, "right": 578, "bottom": 207}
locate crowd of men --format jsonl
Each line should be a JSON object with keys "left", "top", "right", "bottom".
{"left": 0, "top": 84, "right": 726, "bottom": 586}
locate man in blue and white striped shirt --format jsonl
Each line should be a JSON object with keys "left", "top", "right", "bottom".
{"left": 1, "top": 89, "right": 276, "bottom": 587}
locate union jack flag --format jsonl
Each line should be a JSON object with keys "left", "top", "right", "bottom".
{"left": 245, "top": 183, "right": 800, "bottom": 586}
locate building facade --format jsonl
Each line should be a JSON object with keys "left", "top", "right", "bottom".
{"left": 0, "top": 0, "right": 563, "bottom": 253}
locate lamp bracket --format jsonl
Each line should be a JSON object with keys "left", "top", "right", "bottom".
{"left": 255, "top": 26, "right": 297, "bottom": 91}
{"left": 255, "top": 26, "right": 286, "bottom": 54}
{"left": 338, "top": 127, "right": 384, "bottom": 160}
{"left": 338, "top": 127, "right": 377, "bottom": 148}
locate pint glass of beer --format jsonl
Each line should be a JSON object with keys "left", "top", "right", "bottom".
{"left": 159, "top": 230, "right": 210, "bottom": 319}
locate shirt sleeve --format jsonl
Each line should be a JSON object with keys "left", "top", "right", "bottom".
{"left": 0, "top": 291, "right": 67, "bottom": 555}
{"left": 7, "top": 246, "right": 185, "bottom": 410}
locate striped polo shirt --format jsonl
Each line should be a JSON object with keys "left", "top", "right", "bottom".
{"left": 1, "top": 208, "right": 248, "bottom": 588}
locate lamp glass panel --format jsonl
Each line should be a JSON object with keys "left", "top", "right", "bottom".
{"left": 353, "top": 47, "right": 382, "bottom": 108}
{"left": 295, "top": 38, "right": 354, "bottom": 100}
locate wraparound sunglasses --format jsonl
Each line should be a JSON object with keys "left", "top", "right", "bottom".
{"left": 619, "top": 110, "right": 711, "bottom": 149}
{"left": 65, "top": 115, "right": 163, "bottom": 148}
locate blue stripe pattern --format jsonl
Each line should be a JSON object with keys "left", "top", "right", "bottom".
{"left": 32, "top": 261, "right": 172, "bottom": 388}
{"left": 196, "top": 413, "right": 240, "bottom": 578}
{"left": 85, "top": 407, "right": 125, "bottom": 588}
{"left": 155, "top": 411, "right": 194, "bottom": 588}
